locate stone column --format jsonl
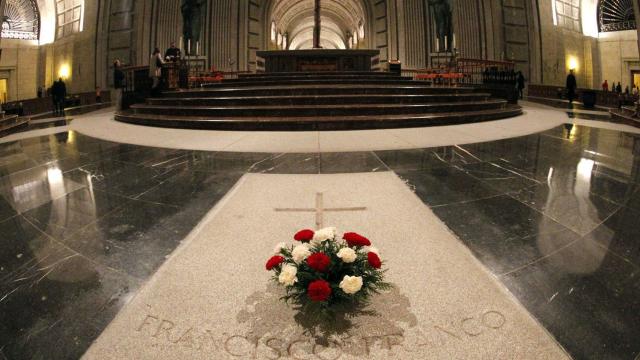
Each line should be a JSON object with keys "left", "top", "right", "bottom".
{"left": 313, "top": 0, "right": 321, "bottom": 48}
{"left": 635, "top": 0, "right": 640, "bottom": 54}
{"left": 0, "top": 0, "right": 5, "bottom": 62}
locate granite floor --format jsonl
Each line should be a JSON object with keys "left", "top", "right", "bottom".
{"left": 0, "top": 121, "right": 638, "bottom": 359}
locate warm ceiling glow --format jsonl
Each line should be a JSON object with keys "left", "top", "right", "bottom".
{"left": 581, "top": 0, "right": 598, "bottom": 37}
{"left": 59, "top": 64, "right": 71, "bottom": 79}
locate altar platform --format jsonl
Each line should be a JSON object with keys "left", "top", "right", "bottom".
{"left": 256, "top": 49, "right": 380, "bottom": 73}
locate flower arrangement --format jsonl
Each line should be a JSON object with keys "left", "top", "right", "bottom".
{"left": 266, "top": 227, "right": 390, "bottom": 318}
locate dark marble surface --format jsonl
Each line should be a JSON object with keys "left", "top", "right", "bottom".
{"left": 382, "top": 123, "right": 640, "bottom": 359}
{"left": 1, "top": 122, "right": 640, "bottom": 359}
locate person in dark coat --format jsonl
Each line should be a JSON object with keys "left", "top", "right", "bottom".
{"left": 517, "top": 71, "right": 526, "bottom": 99}
{"left": 566, "top": 70, "right": 577, "bottom": 105}
{"left": 113, "top": 59, "right": 125, "bottom": 110}
{"left": 51, "top": 78, "right": 67, "bottom": 116}
{"left": 616, "top": 82, "right": 622, "bottom": 94}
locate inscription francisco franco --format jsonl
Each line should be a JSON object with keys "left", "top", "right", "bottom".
{"left": 135, "top": 310, "right": 506, "bottom": 359}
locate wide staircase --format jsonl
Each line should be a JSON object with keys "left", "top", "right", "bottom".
{"left": 0, "top": 113, "right": 29, "bottom": 137}
{"left": 116, "top": 72, "right": 523, "bottom": 131}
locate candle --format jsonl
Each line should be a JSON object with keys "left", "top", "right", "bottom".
{"left": 188, "top": 39, "right": 191, "bottom": 55}
{"left": 436, "top": 38, "right": 440, "bottom": 52}
{"left": 196, "top": 41, "right": 200, "bottom": 56}
{"left": 179, "top": 36, "right": 183, "bottom": 52}
{"left": 452, "top": 34, "right": 456, "bottom": 49}
{"left": 444, "top": 36, "right": 448, "bottom": 51}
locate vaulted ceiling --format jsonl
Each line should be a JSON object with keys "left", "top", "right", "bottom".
{"left": 268, "top": 0, "right": 367, "bottom": 49}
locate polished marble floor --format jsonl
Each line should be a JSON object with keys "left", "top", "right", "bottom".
{"left": 0, "top": 122, "right": 638, "bottom": 359}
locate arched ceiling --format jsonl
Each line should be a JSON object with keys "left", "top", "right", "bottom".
{"left": 269, "top": 0, "right": 366, "bottom": 49}
{"left": 1, "top": 0, "right": 40, "bottom": 40}
{"left": 599, "top": 0, "right": 637, "bottom": 32}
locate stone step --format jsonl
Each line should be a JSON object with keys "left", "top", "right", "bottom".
{"left": 116, "top": 106, "right": 523, "bottom": 131}
{"left": 223, "top": 75, "right": 414, "bottom": 82}
{"left": 164, "top": 85, "right": 478, "bottom": 98}
{"left": 148, "top": 93, "right": 492, "bottom": 107}
{"left": 130, "top": 100, "right": 507, "bottom": 117}
{"left": 0, "top": 115, "right": 30, "bottom": 138}
{"left": 202, "top": 78, "right": 431, "bottom": 88}
{"left": 238, "top": 71, "right": 397, "bottom": 78}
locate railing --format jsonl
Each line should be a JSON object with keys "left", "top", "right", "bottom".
{"left": 528, "top": 84, "right": 637, "bottom": 108}
{"left": 401, "top": 58, "right": 516, "bottom": 86}
{"left": 1, "top": 90, "right": 111, "bottom": 117}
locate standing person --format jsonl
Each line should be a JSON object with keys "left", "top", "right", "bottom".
{"left": 113, "top": 59, "right": 125, "bottom": 110}
{"left": 37, "top": 86, "right": 43, "bottom": 98}
{"left": 602, "top": 80, "right": 609, "bottom": 92}
{"left": 164, "top": 42, "right": 181, "bottom": 62}
{"left": 616, "top": 82, "right": 622, "bottom": 94}
{"left": 149, "top": 48, "right": 164, "bottom": 96}
{"left": 57, "top": 78, "right": 67, "bottom": 116}
{"left": 95, "top": 87, "right": 102, "bottom": 103}
{"left": 516, "top": 71, "right": 526, "bottom": 100}
{"left": 566, "top": 69, "right": 577, "bottom": 105}
{"left": 51, "top": 79, "right": 63, "bottom": 116}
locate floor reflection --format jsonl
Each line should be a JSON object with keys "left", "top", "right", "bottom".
{"left": 389, "top": 124, "right": 640, "bottom": 359}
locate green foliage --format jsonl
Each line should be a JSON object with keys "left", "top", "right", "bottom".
{"left": 270, "top": 238, "right": 391, "bottom": 320}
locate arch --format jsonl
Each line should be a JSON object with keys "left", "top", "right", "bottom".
{"left": 262, "top": 0, "right": 372, "bottom": 50}
{"left": 1, "top": 0, "right": 40, "bottom": 40}
{"left": 598, "top": 0, "right": 637, "bottom": 32}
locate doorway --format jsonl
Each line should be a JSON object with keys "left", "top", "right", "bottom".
{"left": 631, "top": 70, "right": 640, "bottom": 88}
{"left": 0, "top": 79, "right": 7, "bottom": 104}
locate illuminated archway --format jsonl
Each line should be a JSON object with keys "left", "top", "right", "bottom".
{"left": 266, "top": 0, "right": 369, "bottom": 50}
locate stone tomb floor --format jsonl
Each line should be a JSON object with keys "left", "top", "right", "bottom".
{"left": 82, "top": 173, "right": 568, "bottom": 359}
{"left": 0, "top": 110, "right": 639, "bottom": 359}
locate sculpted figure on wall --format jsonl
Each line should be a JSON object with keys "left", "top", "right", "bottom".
{"left": 181, "top": 0, "right": 206, "bottom": 53}
{"left": 427, "top": 0, "right": 453, "bottom": 51}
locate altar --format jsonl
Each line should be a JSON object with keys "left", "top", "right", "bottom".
{"left": 256, "top": 49, "right": 380, "bottom": 73}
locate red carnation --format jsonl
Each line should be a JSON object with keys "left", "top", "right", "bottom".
{"left": 343, "top": 232, "right": 371, "bottom": 247}
{"left": 307, "top": 280, "right": 332, "bottom": 302}
{"left": 306, "top": 253, "right": 331, "bottom": 272}
{"left": 265, "top": 256, "right": 285, "bottom": 271}
{"left": 367, "top": 252, "right": 382, "bottom": 269}
{"left": 294, "top": 229, "right": 315, "bottom": 242}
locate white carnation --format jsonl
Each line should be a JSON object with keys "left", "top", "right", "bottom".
{"left": 337, "top": 248, "right": 357, "bottom": 263}
{"left": 339, "top": 275, "right": 363, "bottom": 295}
{"left": 274, "top": 242, "right": 287, "bottom": 254}
{"left": 311, "top": 227, "right": 337, "bottom": 245}
{"left": 291, "top": 244, "right": 311, "bottom": 264}
{"left": 278, "top": 265, "right": 298, "bottom": 286}
{"left": 363, "top": 246, "right": 381, "bottom": 258}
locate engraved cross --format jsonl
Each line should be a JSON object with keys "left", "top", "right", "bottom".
{"left": 274, "top": 192, "right": 366, "bottom": 229}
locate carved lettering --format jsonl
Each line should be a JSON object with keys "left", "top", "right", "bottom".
{"left": 434, "top": 324, "right": 462, "bottom": 341}
{"left": 264, "top": 337, "right": 283, "bottom": 360}
{"left": 482, "top": 311, "right": 506, "bottom": 329}
{"left": 152, "top": 320, "right": 175, "bottom": 341}
{"left": 287, "top": 338, "right": 310, "bottom": 360}
{"left": 173, "top": 327, "right": 197, "bottom": 348}
{"left": 460, "top": 317, "right": 483, "bottom": 337}
{"left": 312, "top": 339, "right": 342, "bottom": 360}
{"left": 224, "top": 335, "right": 257, "bottom": 358}
{"left": 136, "top": 314, "right": 159, "bottom": 332}
{"left": 132, "top": 310, "right": 508, "bottom": 357}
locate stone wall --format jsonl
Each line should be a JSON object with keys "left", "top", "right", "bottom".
{"left": 535, "top": 0, "right": 599, "bottom": 88}
{"left": 598, "top": 30, "right": 640, "bottom": 89}
{"left": 0, "top": 40, "right": 39, "bottom": 101}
